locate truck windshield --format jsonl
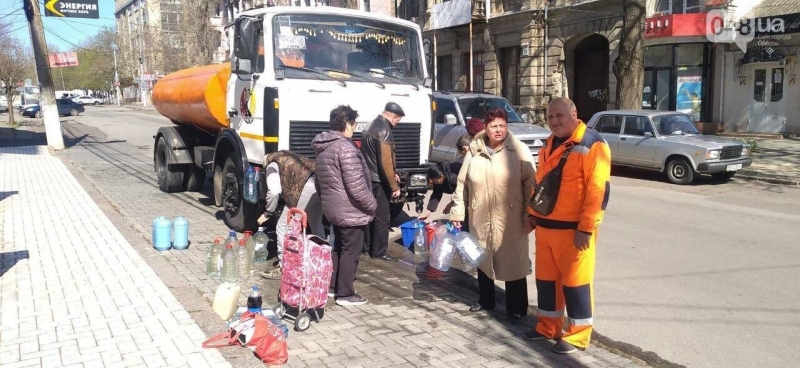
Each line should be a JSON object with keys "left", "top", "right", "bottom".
{"left": 458, "top": 97, "right": 524, "bottom": 124}
{"left": 272, "top": 14, "right": 423, "bottom": 85}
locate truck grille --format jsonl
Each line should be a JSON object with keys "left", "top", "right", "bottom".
{"left": 520, "top": 139, "right": 545, "bottom": 156}
{"left": 720, "top": 146, "right": 743, "bottom": 160}
{"left": 288, "top": 121, "right": 422, "bottom": 168}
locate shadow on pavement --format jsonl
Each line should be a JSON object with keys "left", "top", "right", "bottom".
{"left": 0, "top": 191, "right": 18, "bottom": 202}
{"left": 0, "top": 250, "right": 29, "bottom": 278}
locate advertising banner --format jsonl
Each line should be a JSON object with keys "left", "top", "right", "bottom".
{"left": 48, "top": 52, "right": 79, "bottom": 68}
{"left": 676, "top": 76, "right": 702, "bottom": 121}
{"left": 44, "top": 0, "right": 100, "bottom": 19}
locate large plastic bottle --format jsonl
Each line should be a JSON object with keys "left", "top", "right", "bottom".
{"left": 244, "top": 231, "right": 255, "bottom": 269}
{"left": 225, "top": 230, "right": 238, "bottom": 247}
{"left": 172, "top": 216, "right": 189, "bottom": 250}
{"left": 221, "top": 242, "right": 238, "bottom": 283}
{"left": 253, "top": 227, "right": 269, "bottom": 263}
{"left": 237, "top": 239, "right": 251, "bottom": 280}
{"left": 206, "top": 237, "right": 223, "bottom": 277}
{"left": 212, "top": 283, "right": 241, "bottom": 321}
{"left": 152, "top": 217, "right": 172, "bottom": 251}
{"left": 413, "top": 219, "right": 427, "bottom": 256}
{"left": 244, "top": 166, "right": 259, "bottom": 203}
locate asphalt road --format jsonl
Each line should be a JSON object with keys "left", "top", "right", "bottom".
{"left": 65, "top": 106, "right": 800, "bottom": 368}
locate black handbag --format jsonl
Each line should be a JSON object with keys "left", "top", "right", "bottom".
{"left": 530, "top": 144, "right": 573, "bottom": 216}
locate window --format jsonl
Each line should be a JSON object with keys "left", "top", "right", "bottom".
{"left": 677, "top": 44, "right": 704, "bottom": 66}
{"left": 645, "top": 45, "right": 672, "bottom": 68}
{"left": 462, "top": 52, "right": 484, "bottom": 92}
{"left": 653, "top": 114, "right": 699, "bottom": 135}
{"left": 434, "top": 98, "right": 458, "bottom": 124}
{"left": 457, "top": 97, "right": 524, "bottom": 123}
{"left": 754, "top": 69, "right": 766, "bottom": 102}
{"left": 254, "top": 25, "right": 265, "bottom": 73}
{"left": 594, "top": 115, "right": 622, "bottom": 134}
{"left": 771, "top": 68, "right": 784, "bottom": 102}
{"left": 622, "top": 116, "right": 652, "bottom": 136}
{"left": 655, "top": 0, "right": 670, "bottom": 14}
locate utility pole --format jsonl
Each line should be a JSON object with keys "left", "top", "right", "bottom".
{"left": 23, "top": 0, "right": 65, "bottom": 150}
{"left": 112, "top": 46, "right": 122, "bottom": 106}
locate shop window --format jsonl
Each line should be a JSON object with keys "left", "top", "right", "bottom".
{"left": 771, "top": 68, "right": 784, "bottom": 102}
{"left": 754, "top": 69, "right": 766, "bottom": 102}
{"left": 645, "top": 45, "right": 672, "bottom": 67}
{"left": 677, "top": 44, "right": 704, "bottom": 66}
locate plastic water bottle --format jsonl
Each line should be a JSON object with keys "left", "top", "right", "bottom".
{"left": 247, "top": 285, "right": 263, "bottom": 314}
{"left": 253, "top": 227, "right": 269, "bottom": 263}
{"left": 413, "top": 220, "right": 427, "bottom": 256}
{"left": 244, "top": 231, "right": 255, "bottom": 268}
{"left": 262, "top": 309, "right": 289, "bottom": 338}
{"left": 152, "top": 217, "right": 171, "bottom": 251}
{"left": 206, "top": 237, "right": 223, "bottom": 277}
{"left": 244, "top": 166, "right": 259, "bottom": 203}
{"left": 237, "top": 239, "right": 251, "bottom": 280}
{"left": 172, "top": 216, "right": 189, "bottom": 250}
{"left": 221, "top": 242, "right": 238, "bottom": 283}
{"left": 225, "top": 230, "right": 238, "bottom": 248}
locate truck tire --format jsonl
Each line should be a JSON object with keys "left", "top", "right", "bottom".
{"left": 155, "top": 137, "right": 185, "bottom": 192}
{"left": 184, "top": 166, "right": 206, "bottom": 192}
{"left": 222, "top": 153, "right": 257, "bottom": 232}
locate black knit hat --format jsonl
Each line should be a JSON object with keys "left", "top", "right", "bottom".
{"left": 384, "top": 102, "right": 405, "bottom": 117}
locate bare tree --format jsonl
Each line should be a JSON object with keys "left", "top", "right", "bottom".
{"left": 613, "top": 0, "right": 645, "bottom": 109}
{"left": 0, "top": 29, "right": 32, "bottom": 127}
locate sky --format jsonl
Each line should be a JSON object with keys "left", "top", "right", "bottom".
{"left": 2, "top": 0, "right": 117, "bottom": 52}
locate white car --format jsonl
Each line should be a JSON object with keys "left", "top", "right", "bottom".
{"left": 72, "top": 96, "right": 104, "bottom": 105}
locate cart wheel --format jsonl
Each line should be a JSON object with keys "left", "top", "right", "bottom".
{"left": 295, "top": 312, "right": 311, "bottom": 331}
{"left": 273, "top": 303, "right": 285, "bottom": 318}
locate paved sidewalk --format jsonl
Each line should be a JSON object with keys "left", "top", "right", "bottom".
{"left": 51, "top": 119, "right": 647, "bottom": 367}
{"left": 738, "top": 138, "right": 800, "bottom": 185}
{"left": 0, "top": 146, "right": 229, "bottom": 367}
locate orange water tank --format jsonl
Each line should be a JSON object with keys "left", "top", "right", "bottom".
{"left": 151, "top": 64, "right": 230, "bottom": 135}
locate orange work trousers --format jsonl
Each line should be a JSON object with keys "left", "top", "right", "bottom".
{"left": 534, "top": 226, "right": 596, "bottom": 348}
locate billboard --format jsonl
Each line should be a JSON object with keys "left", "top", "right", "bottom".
{"left": 49, "top": 52, "right": 79, "bottom": 67}
{"left": 44, "top": 0, "right": 100, "bottom": 19}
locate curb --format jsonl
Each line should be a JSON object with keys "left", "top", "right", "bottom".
{"left": 737, "top": 170, "right": 800, "bottom": 186}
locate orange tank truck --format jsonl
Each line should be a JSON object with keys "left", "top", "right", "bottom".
{"left": 151, "top": 64, "right": 230, "bottom": 135}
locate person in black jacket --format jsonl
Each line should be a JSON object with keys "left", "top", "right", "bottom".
{"left": 360, "top": 102, "right": 405, "bottom": 262}
{"left": 418, "top": 135, "right": 471, "bottom": 230}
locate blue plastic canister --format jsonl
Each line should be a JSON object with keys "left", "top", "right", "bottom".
{"left": 172, "top": 216, "right": 189, "bottom": 250}
{"left": 152, "top": 217, "right": 172, "bottom": 251}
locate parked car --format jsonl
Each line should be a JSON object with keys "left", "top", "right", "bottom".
{"left": 72, "top": 95, "right": 104, "bottom": 105}
{"left": 21, "top": 99, "right": 85, "bottom": 118}
{"left": 430, "top": 91, "right": 551, "bottom": 163}
{"left": 586, "top": 110, "right": 752, "bottom": 184}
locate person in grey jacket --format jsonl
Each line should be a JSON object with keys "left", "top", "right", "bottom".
{"left": 312, "top": 105, "right": 377, "bottom": 306}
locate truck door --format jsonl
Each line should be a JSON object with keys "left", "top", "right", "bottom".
{"left": 228, "top": 17, "right": 268, "bottom": 165}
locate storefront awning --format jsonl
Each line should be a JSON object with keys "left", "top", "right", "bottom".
{"left": 739, "top": 46, "right": 788, "bottom": 64}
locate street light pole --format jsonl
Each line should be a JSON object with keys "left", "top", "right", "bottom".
{"left": 112, "top": 46, "right": 121, "bottom": 106}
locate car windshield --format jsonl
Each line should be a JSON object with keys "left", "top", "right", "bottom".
{"left": 457, "top": 97, "right": 524, "bottom": 123}
{"left": 271, "top": 14, "right": 423, "bottom": 85}
{"left": 653, "top": 114, "right": 700, "bottom": 135}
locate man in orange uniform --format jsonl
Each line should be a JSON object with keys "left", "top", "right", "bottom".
{"left": 524, "top": 97, "right": 611, "bottom": 354}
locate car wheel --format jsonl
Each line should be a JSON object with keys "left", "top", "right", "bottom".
{"left": 665, "top": 157, "right": 694, "bottom": 185}
{"left": 711, "top": 171, "right": 736, "bottom": 181}
{"left": 221, "top": 153, "right": 258, "bottom": 232}
{"left": 69, "top": 109, "right": 78, "bottom": 116}
{"left": 34, "top": 111, "right": 41, "bottom": 118}
{"left": 154, "top": 137, "right": 185, "bottom": 192}
{"left": 93, "top": 102, "right": 99, "bottom": 105}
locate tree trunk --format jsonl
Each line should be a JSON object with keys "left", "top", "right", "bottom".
{"left": 5, "top": 92, "right": 16, "bottom": 126}
{"left": 614, "top": 0, "right": 645, "bottom": 110}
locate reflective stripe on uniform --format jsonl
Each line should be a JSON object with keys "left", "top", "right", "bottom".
{"left": 568, "top": 317, "right": 594, "bottom": 326}
{"left": 537, "top": 309, "right": 565, "bottom": 318}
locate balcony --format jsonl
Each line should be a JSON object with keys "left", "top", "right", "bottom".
{"left": 429, "top": 0, "right": 487, "bottom": 30}
{"left": 644, "top": 13, "right": 708, "bottom": 39}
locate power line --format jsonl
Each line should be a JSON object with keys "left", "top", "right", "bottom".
{"left": 0, "top": 23, "right": 28, "bottom": 37}
{"left": 43, "top": 23, "right": 112, "bottom": 54}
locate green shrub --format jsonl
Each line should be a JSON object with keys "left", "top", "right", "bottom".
{"left": 734, "top": 138, "right": 758, "bottom": 153}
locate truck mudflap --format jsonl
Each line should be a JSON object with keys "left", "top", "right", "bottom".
{"left": 154, "top": 126, "right": 197, "bottom": 166}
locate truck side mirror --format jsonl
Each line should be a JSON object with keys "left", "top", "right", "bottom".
{"left": 424, "top": 77, "right": 433, "bottom": 88}
{"left": 644, "top": 131, "right": 653, "bottom": 138}
{"left": 445, "top": 113, "right": 457, "bottom": 125}
{"left": 233, "top": 58, "right": 252, "bottom": 75}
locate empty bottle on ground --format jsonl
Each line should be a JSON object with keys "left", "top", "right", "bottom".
{"left": 206, "top": 237, "right": 223, "bottom": 277}
{"left": 253, "top": 227, "right": 269, "bottom": 263}
{"left": 221, "top": 241, "right": 238, "bottom": 283}
{"left": 237, "top": 239, "right": 251, "bottom": 280}
{"left": 247, "top": 285, "right": 263, "bottom": 314}
{"left": 414, "top": 219, "right": 427, "bottom": 256}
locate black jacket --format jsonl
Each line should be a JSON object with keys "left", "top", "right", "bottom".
{"left": 427, "top": 161, "right": 462, "bottom": 212}
{"left": 360, "top": 115, "right": 399, "bottom": 191}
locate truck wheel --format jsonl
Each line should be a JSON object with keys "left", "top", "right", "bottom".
{"left": 155, "top": 137, "right": 185, "bottom": 192}
{"left": 665, "top": 157, "right": 694, "bottom": 185}
{"left": 222, "top": 153, "right": 257, "bottom": 232}
{"left": 184, "top": 166, "right": 206, "bottom": 192}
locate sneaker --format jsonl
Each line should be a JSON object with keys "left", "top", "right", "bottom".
{"left": 335, "top": 294, "right": 368, "bottom": 306}
{"left": 260, "top": 267, "right": 282, "bottom": 280}
{"left": 328, "top": 288, "right": 335, "bottom": 297}
{"left": 552, "top": 340, "right": 579, "bottom": 354}
{"left": 524, "top": 330, "right": 549, "bottom": 341}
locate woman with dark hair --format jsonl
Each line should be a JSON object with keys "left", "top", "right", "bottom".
{"left": 450, "top": 107, "right": 537, "bottom": 323}
{"left": 312, "top": 105, "right": 377, "bottom": 306}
